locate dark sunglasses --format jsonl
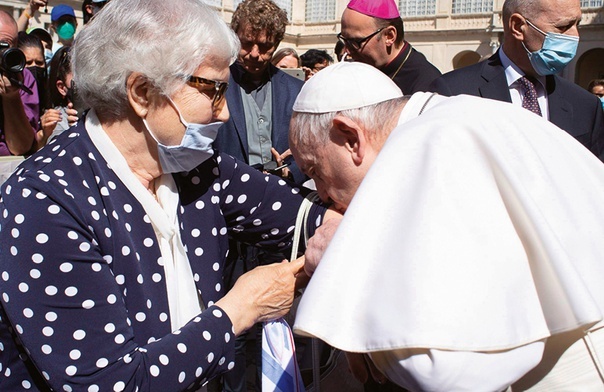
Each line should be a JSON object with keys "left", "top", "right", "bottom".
{"left": 187, "top": 75, "right": 228, "bottom": 112}
{"left": 337, "top": 28, "right": 384, "bottom": 52}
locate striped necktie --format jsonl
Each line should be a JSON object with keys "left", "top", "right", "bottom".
{"left": 518, "top": 76, "right": 543, "bottom": 116}
{"left": 261, "top": 318, "right": 305, "bottom": 392}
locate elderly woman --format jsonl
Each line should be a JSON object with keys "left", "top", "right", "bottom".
{"left": 0, "top": 0, "right": 336, "bottom": 390}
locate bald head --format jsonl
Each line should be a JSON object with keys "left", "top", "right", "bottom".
{"left": 502, "top": 0, "right": 541, "bottom": 27}
{"left": 0, "top": 10, "right": 18, "bottom": 47}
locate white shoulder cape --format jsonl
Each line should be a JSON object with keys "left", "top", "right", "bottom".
{"left": 294, "top": 92, "right": 604, "bottom": 352}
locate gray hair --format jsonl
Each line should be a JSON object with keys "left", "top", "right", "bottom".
{"left": 72, "top": 0, "right": 240, "bottom": 119}
{"left": 290, "top": 97, "right": 409, "bottom": 149}
{"left": 502, "top": 0, "right": 540, "bottom": 25}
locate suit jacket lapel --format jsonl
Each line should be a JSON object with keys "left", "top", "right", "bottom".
{"left": 226, "top": 71, "right": 250, "bottom": 158}
{"left": 478, "top": 52, "right": 513, "bottom": 103}
{"left": 269, "top": 66, "right": 286, "bottom": 149}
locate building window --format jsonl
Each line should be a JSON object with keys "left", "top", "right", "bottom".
{"left": 305, "top": 0, "right": 336, "bottom": 22}
{"left": 205, "top": 0, "right": 222, "bottom": 7}
{"left": 580, "top": 0, "right": 603, "bottom": 7}
{"left": 233, "top": 0, "right": 292, "bottom": 20}
{"left": 274, "top": 0, "right": 293, "bottom": 19}
{"left": 399, "top": 0, "right": 436, "bottom": 16}
{"left": 451, "top": 0, "right": 493, "bottom": 14}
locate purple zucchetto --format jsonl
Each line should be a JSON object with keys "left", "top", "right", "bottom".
{"left": 347, "top": 0, "right": 400, "bottom": 19}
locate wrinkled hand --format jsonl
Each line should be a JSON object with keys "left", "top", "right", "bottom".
{"left": 346, "top": 352, "right": 388, "bottom": 385}
{"left": 216, "top": 258, "right": 304, "bottom": 335}
{"left": 304, "top": 217, "right": 341, "bottom": 277}
{"left": 270, "top": 147, "right": 292, "bottom": 179}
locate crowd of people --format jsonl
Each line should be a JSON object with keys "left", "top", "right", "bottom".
{"left": 0, "top": 0, "right": 603, "bottom": 391}
{"left": 0, "top": 0, "right": 105, "bottom": 159}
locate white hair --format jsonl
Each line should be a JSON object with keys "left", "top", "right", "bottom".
{"left": 290, "top": 97, "right": 409, "bottom": 149}
{"left": 72, "top": 0, "right": 240, "bottom": 119}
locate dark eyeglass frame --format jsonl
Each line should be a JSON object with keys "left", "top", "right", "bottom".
{"left": 186, "top": 75, "right": 228, "bottom": 111}
{"left": 337, "top": 27, "right": 385, "bottom": 52}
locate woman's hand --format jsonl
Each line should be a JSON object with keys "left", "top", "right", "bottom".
{"left": 35, "top": 109, "right": 62, "bottom": 150}
{"left": 270, "top": 147, "right": 292, "bottom": 179}
{"left": 216, "top": 258, "right": 305, "bottom": 336}
{"left": 65, "top": 103, "right": 79, "bottom": 126}
{"left": 41, "top": 108, "right": 61, "bottom": 135}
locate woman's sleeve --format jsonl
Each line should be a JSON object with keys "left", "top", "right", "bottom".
{"left": 217, "top": 155, "right": 327, "bottom": 253}
{"left": 0, "top": 179, "right": 236, "bottom": 391}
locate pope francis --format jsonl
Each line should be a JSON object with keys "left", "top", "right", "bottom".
{"left": 290, "top": 62, "right": 604, "bottom": 391}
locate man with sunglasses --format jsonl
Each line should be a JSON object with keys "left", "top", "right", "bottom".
{"left": 430, "top": 0, "right": 604, "bottom": 162}
{"left": 339, "top": 0, "right": 441, "bottom": 95}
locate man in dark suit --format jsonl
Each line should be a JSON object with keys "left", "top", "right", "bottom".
{"left": 211, "top": 1, "right": 305, "bottom": 391}
{"left": 430, "top": 0, "right": 604, "bottom": 161}
{"left": 338, "top": 0, "right": 441, "bottom": 94}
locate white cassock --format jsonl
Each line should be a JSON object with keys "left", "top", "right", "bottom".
{"left": 293, "top": 92, "right": 604, "bottom": 391}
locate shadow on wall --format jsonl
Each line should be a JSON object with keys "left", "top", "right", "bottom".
{"left": 453, "top": 50, "right": 481, "bottom": 69}
{"left": 575, "top": 47, "right": 604, "bottom": 89}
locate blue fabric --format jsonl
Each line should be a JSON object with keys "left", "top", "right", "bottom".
{"left": 262, "top": 318, "right": 305, "bottom": 392}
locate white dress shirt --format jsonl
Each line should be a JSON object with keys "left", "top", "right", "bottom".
{"left": 499, "top": 50, "right": 549, "bottom": 120}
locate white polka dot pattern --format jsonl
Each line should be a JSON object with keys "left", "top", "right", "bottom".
{"left": 0, "top": 125, "right": 327, "bottom": 390}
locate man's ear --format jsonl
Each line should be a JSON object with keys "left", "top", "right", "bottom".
{"left": 509, "top": 13, "right": 527, "bottom": 41}
{"left": 332, "top": 115, "right": 368, "bottom": 166}
{"left": 127, "top": 72, "right": 151, "bottom": 118}
{"left": 383, "top": 26, "right": 397, "bottom": 47}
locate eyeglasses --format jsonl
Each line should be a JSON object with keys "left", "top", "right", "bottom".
{"left": 187, "top": 75, "right": 228, "bottom": 111}
{"left": 337, "top": 28, "right": 385, "bottom": 52}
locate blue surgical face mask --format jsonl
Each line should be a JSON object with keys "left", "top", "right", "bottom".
{"left": 522, "top": 19, "right": 579, "bottom": 76}
{"left": 44, "top": 49, "right": 53, "bottom": 66}
{"left": 600, "top": 96, "right": 604, "bottom": 110}
{"left": 143, "top": 98, "right": 221, "bottom": 174}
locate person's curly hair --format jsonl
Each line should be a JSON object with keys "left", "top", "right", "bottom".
{"left": 231, "top": 0, "right": 288, "bottom": 43}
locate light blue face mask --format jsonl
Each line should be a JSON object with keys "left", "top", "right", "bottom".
{"left": 522, "top": 19, "right": 579, "bottom": 76}
{"left": 44, "top": 49, "right": 53, "bottom": 66}
{"left": 600, "top": 96, "right": 604, "bottom": 110}
{"left": 143, "top": 98, "right": 222, "bottom": 174}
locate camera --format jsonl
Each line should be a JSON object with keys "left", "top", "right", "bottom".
{"left": 0, "top": 42, "right": 26, "bottom": 76}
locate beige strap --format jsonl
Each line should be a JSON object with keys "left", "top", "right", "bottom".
{"left": 290, "top": 192, "right": 320, "bottom": 261}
